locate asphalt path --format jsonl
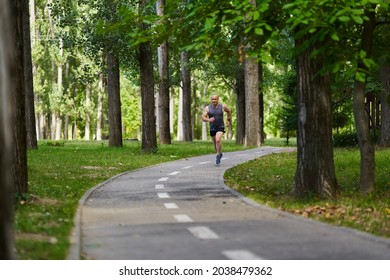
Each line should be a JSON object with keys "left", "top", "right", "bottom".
{"left": 68, "top": 146, "right": 390, "bottom": 260}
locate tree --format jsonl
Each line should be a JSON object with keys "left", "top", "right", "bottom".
{"left": 293, "top": 32, "right": 339, "bottom": 198}
{"left": 23, "top": 0, "right": 37, "bottom": 149}
{"left": 284, "top": 1, "right": 341, "bottom": 198}
{"left": 106, "top": 0, "right": 123, "bottom": 147}
{"left": 139, "top": 0, "right": 157, "bottom": 152}
{"left": 0, "top": 0, "right": 15, "bottom": 260}
{"left": 180, "top": 51, "right": 193, "bottom": 141}
{"left": 376, "top": 12, "right": 390, "bottom": 146}
{"left": 11, "top": 0, "right": 28, "bottom": 196}
{"left": 157, "top": 0, "right": 171, "bottom": 144}
{"left": 353, "top": 7, "right": 377, "bottom": 193}
{"left": 379, "top": 64, "right": 390, "bottom": 146}
{"left": 244, "top": 0, "right": 261, "bottom": 147}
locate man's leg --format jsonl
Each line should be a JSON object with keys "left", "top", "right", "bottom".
{"left": 215, "top": 131, "right": 223, "bottom": 156}
{"left": 211, "top": 136, "right": 217, "bottom": 152}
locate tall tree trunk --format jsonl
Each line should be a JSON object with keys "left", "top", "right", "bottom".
{"left": 379, "top": 65, "right": 390, "bottom": 146}
{"left": 84, "top": 82, "right": 91, "bottom": 140}
{"left": 259, "top": 62, "right": 265, "bottom": 143}
{"left": 0, "top": 0, "right": 15, "bottom": 259}
{"left": 23, "top": 0, "right": 37, "bottom": 149}
{"left": 107, "top": 52, "right": 123, "bottom": 147}
{"left": 244, "top": 55, "right": 260, "bottom": 147}
{"left": 181, "top": 51, "right": 193, "bottom": 141}
{"left": 235, "top": 63, "right": 245, "bottom": 145}
{"left": 353, "top": 8, "right": 376, "bottom": 193}
{"left": 139, "top": 0, "right": 157, "bottom": 152}
{"left": 48, "top": 1, "right": 56, "bottom": 139}
{"left": 55, "top": 37, "right": 63, "bottom": 140}
{"left": 170, "top": 87, "right": 175, "bottom": 135}
{"left": 177, "top": 83, "right": 183, "bottom": 140}
{"left": 11, "top": 0, "right": 28, "bottom": 196}
{"left": 293, "top": 33, "right": 339, "bottom": 198}
{"left": 244, "top": 0, "right": 260, "bottom": 147}
{"left": 157, "top": 0, "right": 171, "bottom": 144}
{"left": 96, "top": 73, "right": 104, "bottom": 141}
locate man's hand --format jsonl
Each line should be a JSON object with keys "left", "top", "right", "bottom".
{"left": 209, "top": 117, "right": 215, "bottom": 123}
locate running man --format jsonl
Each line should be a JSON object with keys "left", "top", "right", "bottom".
{"left": 201, "top": 94, "right": 232, "bottom": 165}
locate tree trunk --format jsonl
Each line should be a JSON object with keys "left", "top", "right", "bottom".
{"left": 181, "top": 51, "right": 193, "bottom": 141}
{"left": 157, "top": 0, "right": 171, "bottom": 144}
{"left": 84, "top": 82, "right": 91, "bottom": 140}
{"left": 0, "top": 0, "right": 15, "bottom": 259}
{"left": 55, "top": 37, "right": 63, "bottom": 140}
{"left": 23, "top": 0, "right": 37, "bottom": 149}
{"left": 139, "top": 0, "right": 157, "bottom": 152}
{"left": 177, "top": 85, "right": 183, "bottom": 140}
{"left": 293, "top": 33, "right": 339, "bottom": 198}
{"left": 107, "top": 52, "right": 123, "bottom": 147}
{"left": 11, "top": 0, "right": 28, "bottom": 195}
{"left": 235, "top": 63, "right": 245, "bottom": 145}
{"left": 353, "top": 8, "right": 376, "bottom": 193}
{"left": 379, "top": 65, "right": 390, "bottom": 146}
{"left": 96, "top": 73, "right": 104, "bottom": 141}
{"left": 170, "top": 87, "right": 175, "bottom": 135}
{"left": 259, "top": 62, "right": 265, "bottom": 143}
{"left": 244, "top": 55, "right": 260, "bottom": 146}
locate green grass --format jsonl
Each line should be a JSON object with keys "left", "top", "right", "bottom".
{"left": 15, "top": 140, "right": 247, "bottom": 259}
{"left": 224, "top": 146, "right": 390, "bottom": 239}
{"left": 15, "top": 139, "right": 390, "bottom": 259}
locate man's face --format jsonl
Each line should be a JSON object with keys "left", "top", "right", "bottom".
{"left": 211, "top": 96, "right": 218, "bottom": 106}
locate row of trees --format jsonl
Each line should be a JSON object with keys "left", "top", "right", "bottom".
{"left": 1, "top": 0, "right": 389, "bottom": 259}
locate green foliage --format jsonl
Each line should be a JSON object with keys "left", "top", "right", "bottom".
{"left": 333, "top": 131, "right": 359, "bottom": 147}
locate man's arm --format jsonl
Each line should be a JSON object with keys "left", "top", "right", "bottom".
{"left": 224, "top": 105, "right": 232, "bottom": 126}
{"left": 201, "top": 106, "right": 212, "bottom": 122}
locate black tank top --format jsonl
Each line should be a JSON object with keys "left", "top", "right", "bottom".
{"left": 208, "top": 104, "right": 224, "bottom": 131}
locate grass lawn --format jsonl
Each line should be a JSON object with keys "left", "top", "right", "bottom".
{"left": 14, "top": 139, "right": 389, "bottom": 259}
{"left": 224, "top": 146, "right": 390, "bottom": 239}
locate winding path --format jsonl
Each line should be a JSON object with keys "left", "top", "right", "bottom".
{"left": 68, "top": 146, "right": 390, "bottom": 260}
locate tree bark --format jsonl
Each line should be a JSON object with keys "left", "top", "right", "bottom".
{"left": 23, "top": 0, "right": 37, "bottom": 149}
{"left": 293, "top": 33, "right": 339, "bottom": 198}
{"left": 353, "top": 8, "right": 376, "bottom": 193}
{"left": 84, "top": 82, "right": 91, "bottom": 140}
{"left": 138, "top": 0, "right": 157, "bottom": 152}
{"left": 0, "top": 0, "right": 15, "bottom": 259}
{"left": 107, "top": 52, "right": 123, "bottom": 147}
{"left": 96, "top": 73, "right": 104, "bottom": 141}
{"left": 11, "top": 0, "right": 28, "bottom": 195}
{"left": 259, "top": 62, "right": 265, "bottom": 143}
{"left": 235, "top": 63, "right": 245, "bottom": 145}
{"left": 379, "top": 65, "right": 390, "bottom": 146}
{"left": 244, "top": 55, "right": 260, "bottom": 147}
{"left": 181, "top": 51, "right": 193, "bottom": 141}
{"left": 157, "top": 0, "right": 171, "bottom": 144}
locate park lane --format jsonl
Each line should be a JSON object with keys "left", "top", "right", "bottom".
{"left": 69, "top": 147, "right": 390, "bottom": 260}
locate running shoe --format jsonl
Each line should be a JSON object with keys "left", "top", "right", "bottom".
{"left": 216, "top": 153, "right": 223, "bottom": 165}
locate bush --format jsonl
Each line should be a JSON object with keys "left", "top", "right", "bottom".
{"left": 333, "top": 132, "right": 359, "bottom": 147}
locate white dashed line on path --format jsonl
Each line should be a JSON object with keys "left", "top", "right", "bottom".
{"left": 188, "top": 226, "right": 219, "bottom": 239}
{"left": 199, "top": 161, "right": 211, "bottom": 165}
{"left": 158, "top": 177, "right": 169, "bottom": 182}
{"left": 173, "top": 214, "right": 194, "bottom": 223}
{"left": 164, "top": 203, "right": 178, "bottom": 209}
{"left": 157, "top": 192, "right": 170, "bottom": 198}
{"left": 155, "top": 184, "right": 165, "bottom": 189}
{"left": 222, "top": 250, "right": 263, "bottom": 260}
{"left": 168, "top": 171, "right": 181, "bottom": 176}
{"left": 181, "top": 166, "right": 193, "bottom": 170}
